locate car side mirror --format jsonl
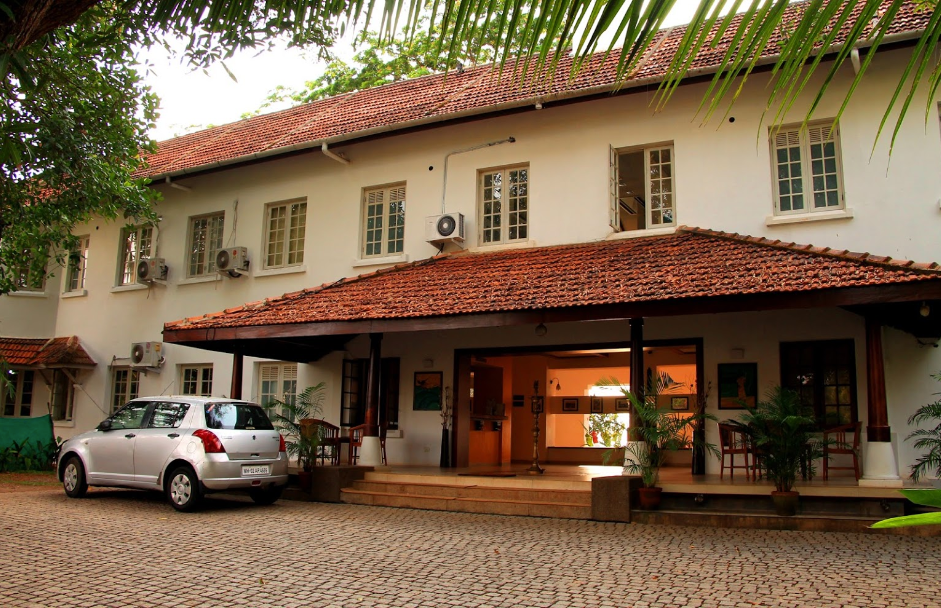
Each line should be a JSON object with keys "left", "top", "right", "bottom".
{"left": 97, "top": 419, "right": 112, "bottom": 432}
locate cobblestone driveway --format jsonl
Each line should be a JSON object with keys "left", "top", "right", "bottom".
{"left": 1, "top": 486, "right": 938, "bottom": 608}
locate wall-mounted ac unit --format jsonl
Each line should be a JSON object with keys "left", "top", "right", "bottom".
{"left": 130, "top": 341, "right": 162, "bottom": 368}
{"left": 425, "top": 213, "right": 465, "bottom": 245}
{"left": 216, "top": 246, "right": 249, "bottom": 277}
{"left": 136, "top": 257, "right": 168, "bottom": 283}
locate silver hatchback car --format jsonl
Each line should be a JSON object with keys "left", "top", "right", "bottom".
{"left": 57, "top": 396, "right": 288, "bottom": 511}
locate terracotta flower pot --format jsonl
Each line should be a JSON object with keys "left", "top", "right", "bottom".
{"left": 771, "top": 490, "right": 799, "bottom": 516}
{"left": 638, "top": 486, "right": 663, "bottom": 510}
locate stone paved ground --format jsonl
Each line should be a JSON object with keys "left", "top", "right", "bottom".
{"left": 1, "top": 485, "right": 939, "bottom": 608}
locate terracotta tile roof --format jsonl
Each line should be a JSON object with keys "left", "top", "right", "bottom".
{"left": 142, "top": 1, "right": 928, "bottom": 180}
{"left": 0, "top": 337, "right": 96, "bottom": 368}
{"left": 164, "top": 227, "right": 941, "bottom": 332}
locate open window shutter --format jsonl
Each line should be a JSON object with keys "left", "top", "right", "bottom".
{"left": 609, "top": 145, "right": 620, "bottom": 231}
{"left": 381, "top": 358, "right": 400, "bottom": 430}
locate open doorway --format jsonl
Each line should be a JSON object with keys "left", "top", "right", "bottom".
{"left": 456, "top": 340, "right": 702, "bottom": 469}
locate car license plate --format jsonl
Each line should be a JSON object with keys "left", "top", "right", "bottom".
{"left": 241, "top": 465, "right": 270, "bottom": 477}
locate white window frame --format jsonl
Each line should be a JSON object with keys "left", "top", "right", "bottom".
{"left": 264, "top": 199, "right": 307, "bottom": 270}
{"left": 256, "top": 362, "right": 297, "bottom": 420}
{"left": 180, "top": 365, "right": 214, "bottom": 396}
{"left": 361, "top": 183, "right": 406, "bottom": 258}
{"left": 110, "top": 367, "right": 140, "bottom": 413}
{"left": 609, "top": 143, "right": 676, "bottom": 232}
{"left": 117, "top": 225, "right": 154, "bottom": 286}
{"left": 1, "top": 369, "right": 34, "bottom": 418}
{"left": 770, "top": 122, "right": 845, "bottom": 216}
{"left": 478, "top": 164, "right": 530, "bottom": 245}
{"left": 65, "top": 236, "right": 90, "bottom": 293}
{"left": 186, "top": 213, "right": 225, "bottom": 278}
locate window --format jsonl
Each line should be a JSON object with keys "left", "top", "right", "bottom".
{"left": 118, "top": 225, "right": 153, "bottom": 285}
{"left": 149, "top": 402, "right": 190, "bottom": 428}
{"left": 187, "top": 213, "right": 224, "bottom": 277}
{"left": 109, "top": 400, "right": 150, "bottom": 430}
{"left": 780, "top": 340, "right": 857, "bottom": 427}
{"left": 1, "top": 369, "right": 34, "bottom": 417}
{"left": 257, "top": 363, "right": 297, "bottom": 420}
{"left": 362, "top": 184, "right": 406, "bottom": 258}
{"left": 771, "top": 123, "right": 844, "bottom": 215}
{"left": 181, "top": 365, "right": 213, "bottom": 396}
{"left": 51, "top": 370, "right": 75, "bottom": 421}
{"left": 65, "top": 236, "right": 89, "bottom": 292}
{"left": 264, "top": 199, "right": 307, "bottom": 269}
{"left": 14, "top": 250, "right": 47, "bottom": 292}
{"left": 479, "top": 165, "right": 529, "bottom": 245}
{"left": 341, "top": 358, "right": 400, "bottom": 430}
{"left": 111, "top": 367, "right": 140, "bottom": 413}
{"left": 205, "top": 402, "right": 274, "bottom": 430}
{"left": 610, "top": 144, "right": 675, "bottom": 232}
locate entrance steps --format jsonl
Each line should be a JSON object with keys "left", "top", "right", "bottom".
{"left": 340, "top": 470, "right": 593, "bottom": 519}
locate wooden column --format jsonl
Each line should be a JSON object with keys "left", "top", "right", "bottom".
{"left": 230, "top": 350, "right": 243, "bottom": 399}
{"left": 364, "top": 333, "right": 382, "bottom": 438}
{"left": 630, "top": 318, "right": 644, "bottom": 399}
{"left": 865, "top": 318, "right": 891, "bottom": 443}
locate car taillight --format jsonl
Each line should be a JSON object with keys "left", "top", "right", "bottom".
{"left": 193, "top": 429, "right": 226, "bottom": 453}
{"left": 279, "top": 434, "right": 286, "bottom": 453}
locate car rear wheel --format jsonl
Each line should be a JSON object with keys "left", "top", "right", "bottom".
{"left": 166, "top": 466, "right": 202, "bottom": 512}
{"left": 62, "top": 457, "right": 88, "bottom": 498}
{"left": 249, "top": 485, "right": 283, "bottom": 505}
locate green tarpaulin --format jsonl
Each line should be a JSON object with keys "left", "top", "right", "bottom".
{"left": 0, "top": 414, "right": 54, "bottom": 450}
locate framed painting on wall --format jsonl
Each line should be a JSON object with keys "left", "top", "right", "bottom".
{"left": 591, "top": 397, "right": 603, "bottom": 413}
{"left": 615, "top": 398, "right": 631, "bottom": 412}
{"left": 413, "top": 372, "right": 443, "bottom": 411}
{"left": 718, "top": 363, "right": 758, "bottom": 410}
{"left": 670, "top": 396, "right": 689, "bottom": 411}
{"left": 562, "top": 398, "right": 579, "bottom": 412}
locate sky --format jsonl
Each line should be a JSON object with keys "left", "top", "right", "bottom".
{"left": 142, "top": 0, "right": 709, "bottom": 142}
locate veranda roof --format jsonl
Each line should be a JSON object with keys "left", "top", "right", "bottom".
{"left": 162, "top": 228, "right": 941, "bottom": 361}
{"left": 0, "top": 336, "right": 96, "bottom": 368}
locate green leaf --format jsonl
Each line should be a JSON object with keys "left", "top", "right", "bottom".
{"left": 900, "top": 489, "right": 941, "bottom": 509}
{"left": 871, "top": 511, "right": 941, "bottom": 529}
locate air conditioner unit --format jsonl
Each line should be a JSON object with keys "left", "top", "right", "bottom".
{"left": 216, "top": 246, "right": 249, "bottom": 277}
{"left": 136, "top": 257, "right": 168, "bottom": 283}
{"left": 130, "top": 341, "right": 162, "bottom": 368}
{"left": 425, "top": 213, "right": 465, "bottom": 245}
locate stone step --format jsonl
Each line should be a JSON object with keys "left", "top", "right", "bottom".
{"left": 349, "top": 479, "right": 592, "bottom": 505}
{"left": 340, "top": 488, "right": 592, "bottom": 519}
{"left": 361, "top": 470, "right": 592, "bottom": 491}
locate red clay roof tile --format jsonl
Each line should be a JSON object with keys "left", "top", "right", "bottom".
{"left": 163, "top": 227, "right": 941, "bottom": 332}
{"left": 0, "top": 337, "right": 96, "bottom": 367}
{"left": 140, "top": 1, "right": 927, "bottom": 180}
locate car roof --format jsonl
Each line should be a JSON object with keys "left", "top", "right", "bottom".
{"left": 129, "top": 396, "right": 260, "bottom": 405}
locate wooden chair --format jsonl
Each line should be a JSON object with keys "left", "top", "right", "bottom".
{"left": 718, "top": 423, "right": 752, "bottom": 480}
{"left": 349, "top": 424, "right": 388, "bottom": 465}
{"left": 823, "top": 421, "right": 861, "bottom": 481}
{"left": 311, "top": 419, "right": 341, "bottom": 466}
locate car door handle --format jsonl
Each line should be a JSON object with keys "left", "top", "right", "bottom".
{"left": 124, "top": 433, "right": 136, "bottom": 439}
{"left": 167, "top": 433, "right": 180, "bottom": 438}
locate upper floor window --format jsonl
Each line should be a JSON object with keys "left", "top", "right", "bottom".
{"left": 118, "top": 225, "right": 153, "bottom": 285}
{"left": 14, "top": 250, "right": 47, "bottom": 292}
{"left": 479, "top": 164, "right": 528, "bottom": 245}
{"left": 111, "top": 367, "right": 140, "bottom": 413}
{"left": 264, "top": 199, "right": 307, "bottom": 269}
{"left": 771, "top": 123, "right": 844, "bottom": 215}
{"left": 181, "top": 365, "right": 213, "bottom": 396}
{"left": 1, "top": 369, "right": 34, "bottom": 417}
{"left": 65, "top": 236, "right": 89, "bottom": 293}
{"left": 187, "top": 213, "right": 224, "bottom": 277}
{"left": 610, "top": 144, "right": 675, "bottom": 232}
{"left": 362, "top": 184, "right": 406, "bottom": 258}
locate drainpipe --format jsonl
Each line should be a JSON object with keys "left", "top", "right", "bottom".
{"left": 321, "top": 142, "right": 350, "bottom": 164}
{"left": 440, "top": 137, "right": 515, "bottom": 214}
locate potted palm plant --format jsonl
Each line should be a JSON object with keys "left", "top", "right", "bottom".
{"left": 740, "top": 386, "right": 822, "bottom": 516}
{"left": 621, "top": 390, "right": 717, "bottom": 509}
{"left": 267, "top": 383, "right": 325, "bottom": 491}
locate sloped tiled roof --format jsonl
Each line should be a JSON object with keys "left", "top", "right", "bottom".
{"left": 0, "top": 337, "right": 96, "bottom": 368}
{"left": 142, "top": 1, "right": 929, "bottom": 180}
{"left": 163, "top": 227, "right": 941, "bottom": 333}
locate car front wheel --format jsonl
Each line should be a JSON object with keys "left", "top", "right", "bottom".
{"left": 249, "top": 485, "right": 284, "bottom": 505}
{"left": 166, "top": 466, "right": 202, "bottom": 512}
{"left": 62, "top": 456, "right": 88, "bottom": 498}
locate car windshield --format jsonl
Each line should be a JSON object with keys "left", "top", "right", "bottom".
{"left": 204, "top": 402, "right": 274, "bottom": 430}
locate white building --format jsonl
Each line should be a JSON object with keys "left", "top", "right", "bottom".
{"left": 3, "top": 2, "right": 940, "bottom": 484}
